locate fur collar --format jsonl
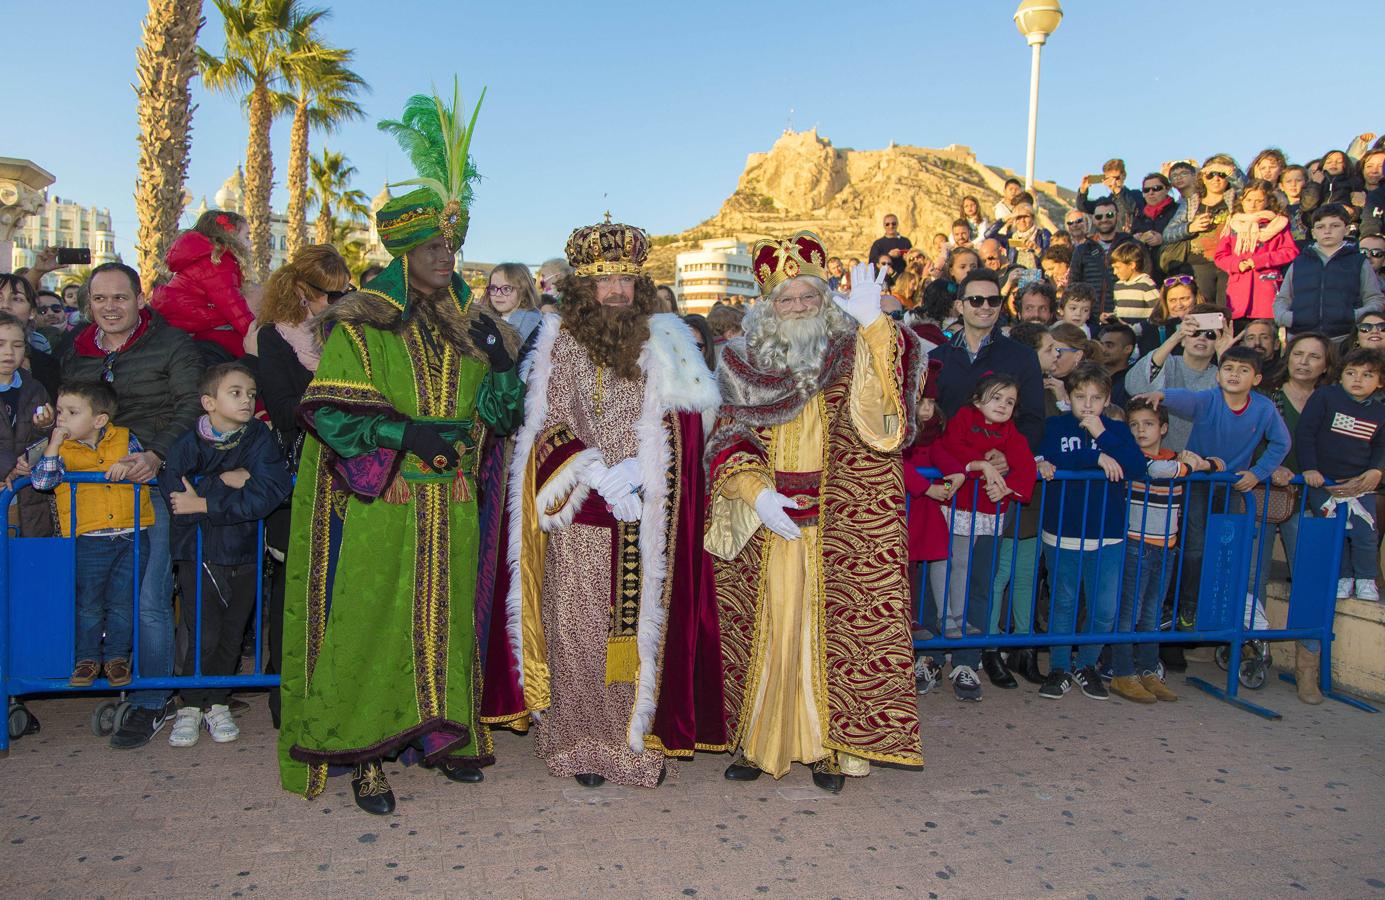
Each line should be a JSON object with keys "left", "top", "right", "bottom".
{"left": 319, "top": 285, "right": 521, "bottom": 364}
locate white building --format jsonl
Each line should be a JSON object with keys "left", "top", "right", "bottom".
{"left": 9, "top": 194, "right": 119, "bottom": 284}
{"left": 674, "top": 238, "right": 758, "bottom": 314}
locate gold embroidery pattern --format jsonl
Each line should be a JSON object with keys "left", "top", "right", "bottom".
{"left": 301, "top": 443, "right": 336, "bottom": 799}
{"left": 612, "top": 521, "right": 641, "bottom": 639}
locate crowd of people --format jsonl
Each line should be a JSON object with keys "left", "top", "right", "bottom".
{"left": 2, "top": 116, "right": 1382, "bottom": 813}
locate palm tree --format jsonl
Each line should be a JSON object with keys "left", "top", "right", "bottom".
{"left": 198, "top": 0, "right": 328, "bottom": 280}
{"left": 276, "top": 44, "right": 366, "bottom": 259}
{"left": 309, "top": 148, "right": 369, "bottom": 245}
{"left": 134, "top": 0, "right": 205, "bottom": 282}
{"left": 330, "top": 219, "right": 372, "bottom": 280}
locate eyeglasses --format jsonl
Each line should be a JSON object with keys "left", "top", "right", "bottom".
{"left": 1093, "top": 211, "right": 1117, "bottom": 221}
{"left": 1163, "top": 275, "right": 1196, "bottom": 288}
{"left": 308, "top": 281, "right": 356, "bottom": 303}
{"left": 774, "top": 292, "right": 820, "bottom": 307}
{"left": 1193, "top": 330, "right": 1218, "bottom": 341}
{"left": 487, "top": 284, "right": 517, "bottom": 296}
{"left": 38, "top": 304, "right": 63, "bottom": 313}
{"left": 1362, "top": 249, "right": 1385, "bottom": 260}
{"left": 1013, "top": 214, "right": 1033, "bottom": 220}
{"left": 1064, "top": 220, "right": 1085, "bottom": 228}
{"left": 884, "top": 221, "right": 898, "bottom": 228}
{"left": 1203, "top": 170, "right": 1231, "bottom": 180}
{"left": 1359, "top": 322, "right": 1385, "bottom": 333}
{"left": 1142, "top": 185, "right": 1166, "bottom": 193}
{"left": 963, "top": 295, "right": 1004, "bottom": 308}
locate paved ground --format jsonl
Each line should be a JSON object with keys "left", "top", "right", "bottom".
{"left": 3, "top": 661, "right": 1384, "bottom": 899}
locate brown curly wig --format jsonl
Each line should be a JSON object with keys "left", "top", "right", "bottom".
{"left": 558, "top": 274, "right": 656, "bottom": 380}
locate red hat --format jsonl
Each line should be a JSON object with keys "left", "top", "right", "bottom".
{"left": 751, "top": 231, "right": 828, "bottom": 294}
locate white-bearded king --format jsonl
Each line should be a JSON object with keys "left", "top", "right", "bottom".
{"left": 482, "top": 219, "right": 729, "bottom": 788}
{"left": 706, "top": 233, "right": 928, "bottom": 792}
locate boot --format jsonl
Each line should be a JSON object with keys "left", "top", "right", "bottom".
{"left": 982, "top": 651, "right": 1017, "bottom": 689}
{"left": 1294, "top": 642, "right": 1324, "bottom": 705}
{"left": 811, "top": 756, "right": 845, "bottom": 794}
{"left": 1011, "top": 648, "right": 1045, "bottom": 685}
{"left": 351, "top": 761, "right": 396, "bottom": 816}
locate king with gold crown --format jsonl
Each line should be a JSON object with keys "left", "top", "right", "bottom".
{"left": 481, "top": 218, "right": 730, "bottom": 788}
{"left": 706, "top": 240, "right": 928, "bottom": 792}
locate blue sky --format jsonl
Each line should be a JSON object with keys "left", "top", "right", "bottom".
{"left": 10, "top": 0, "right": 1378, "bottom": 267}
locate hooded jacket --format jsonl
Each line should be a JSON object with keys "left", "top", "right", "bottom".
{"left": 151, "top": 231, "right": 254, "bottom": 356}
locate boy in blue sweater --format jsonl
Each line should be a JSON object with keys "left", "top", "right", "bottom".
{"left": 1035, "top": 363, "right": 1147, "bottom": 700}
{"left": 1135, "top": 345, "right": 1290, "bottom": 629}
{"left": 1297, "top": 347, "right": 1385, "bottom": 602}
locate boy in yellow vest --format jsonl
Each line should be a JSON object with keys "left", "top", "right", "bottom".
{"left": 31, "top": 380, "right": 155, "bottom": 689}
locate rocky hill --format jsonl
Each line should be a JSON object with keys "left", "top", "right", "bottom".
{"left": 645, "top": 128, "right": 1075, "bottom": 283}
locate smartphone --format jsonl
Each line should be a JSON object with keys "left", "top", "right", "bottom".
{"left": 1190, "top": 312, "right": 1225, "bottom": 332}
{"left": 56, "top": 248, "right": 91, "bottom": 266}
{"left": 24, "top": 439, "right": 47, "bottom": 467}
{"left": 1089, "top": 173, "right": 1107, "bottom": 183}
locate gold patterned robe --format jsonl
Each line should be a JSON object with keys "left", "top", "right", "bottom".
{"left": 706, "top": 316, "right": 925, "bottom": 778}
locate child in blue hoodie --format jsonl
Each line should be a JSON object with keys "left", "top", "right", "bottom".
{"left": 1036, "top": 362, "right": 1146, "bottom": 701}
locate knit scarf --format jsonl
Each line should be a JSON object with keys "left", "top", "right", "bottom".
{"left": 1142, "top": 197, "right": 1173, "bottom": 221}
{"left": 196, "top": 414, "right": 247, "bottom": 450}
{"left": 1224, "top": 212, "right": 1289, "bottom": 256}
{"left": 274, "top": 317, "right": 323, "bottom": 372}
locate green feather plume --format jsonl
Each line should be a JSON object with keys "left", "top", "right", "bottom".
{"left": 377, "top": 77, "right": 485, "bottom": 208}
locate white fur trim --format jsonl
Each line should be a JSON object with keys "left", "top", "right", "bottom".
{"left": 535, "top": 448, "right": 604, "bottom": 533}
{"left": 645, "top": 313, "right": 722, "bottom": 415}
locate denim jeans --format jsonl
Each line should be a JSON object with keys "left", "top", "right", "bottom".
{"left": 928, "top": 532, "right": 996, "bottom": 669}
{"left": 1043, "top": 540, "right": 1124, "bottom": 672}
{"left": 74, "top": 531, "right": 149, "bottom": 662}
{"left": 131, "top": 489, "right": 175, "bottom": 710}
{"left": 1113, "top": 540, "right": 1173, "bottom": 677}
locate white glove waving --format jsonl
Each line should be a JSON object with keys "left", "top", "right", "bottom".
{"left": 754, "top": 489, "right": 803, "bottom": 541}
{"left": 834, "top": 262, "right": 886, "bottom": 328}
{"left": 596, "top": 456, "right": 642, "bottom": 502}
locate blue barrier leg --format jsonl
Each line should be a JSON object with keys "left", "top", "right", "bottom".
{"left": 1185, "top": 675, "right": 1283, "bottom": 720}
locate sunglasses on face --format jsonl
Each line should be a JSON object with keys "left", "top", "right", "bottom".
{"left": 1358, "top": 322, "right": 1385, "bottom": 333}
{"left": 1142, "top": 185, "right": 1166, "bottom": 193}
{"left": 39, "top": 304, "right": 63, "bottom": 313}
{"left": 1203, "top": 171, "right": 1231, "bottom": 180}
{"left": 963, "top": 294, "right": 1004, "bottom": 308}
{"left": 1362, "top": 248, "right": 1385, "bottom": 259}
{"left": 1163, "top": 275, "right": 1195, "bottom": 288}
{"left": 308, "top": 282, "right": 356, "bottom": 303}
{"left": 1054, "top": 346, "right": 1081, "bottom": 355}
{"left": 1093, "top": 212, "right": 1117, "bottom": 220}
{"left": 1193, "top": 330, "right": 1218, "bottom": 341}
{"left": 1065, "top": 220, "right": 1085, "bottom": 228}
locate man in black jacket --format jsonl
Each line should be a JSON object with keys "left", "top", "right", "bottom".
{"left": 1079, "top": 158, "right": 1144, "bottom": 234}
{"left": 868, "top": 213, "right": 912, "bottom": 279}
{"left": 1069, "top": 197, "right": 1135, "bottom": 317}
{"left": 59, "top": 262, "right": 204, "bottom": 750}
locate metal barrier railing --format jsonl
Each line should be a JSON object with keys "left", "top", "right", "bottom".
{"left": 1, "top": 473, "right": 278, "bottom": 754}
{"left": 910, "top": 468, "right": 1378, "bottom": 719}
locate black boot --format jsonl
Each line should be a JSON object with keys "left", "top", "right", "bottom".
{"left": 811, "top": 757, "right": 845, "bottom": 794}
{"left": 1011, "top": 648, "right": 1045, "bottom": 685}
{"left": 982, "top": 650, "right": 1018, "bottom": 689}
{"left": 723, "top": 756, "right": 763, "bottom": 781}
{"left": 351, "top": 761, "right": 396, "bottom": 816}
{"left": 574, "top": 773, "right": 605, "bottom": 788}
{"left": 439, "top": 761, "right": 484, "bottom": 783}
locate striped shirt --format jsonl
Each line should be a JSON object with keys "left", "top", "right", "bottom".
{"left": 1126, "top": 450, "right": 1188, "bottom": 547}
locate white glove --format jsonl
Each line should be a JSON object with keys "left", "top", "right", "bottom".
{"left": 610, "top": 492, "right": 642, "bottom": 523}
{"left": 753, "top": 489, "right": 803, "bottom": 541}
{"left": 834, "top": 262, "right": 887, "bottom": 328}
{"left": 596, "top": 456, "right": 642, "bottom": 501}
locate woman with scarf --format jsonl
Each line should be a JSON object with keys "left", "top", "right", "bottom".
{"left": 1131, "top": 173, "right": 1178, "bottom": 281}
{"left": 988, "top": 203, "right": 1050, "bottom": 270}
{"left": 1213, "top": 180, "right": 1300, "bottom": 325}
{"left": 245, "top": 244, "right": 352, "bottom": 727}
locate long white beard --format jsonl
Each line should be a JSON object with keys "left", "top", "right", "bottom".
{"left": 775, "top": 315, "right": 829, "bottom": 378}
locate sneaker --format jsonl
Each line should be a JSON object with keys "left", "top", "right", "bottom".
{"left": 69, "top": 659, "right": 100, "bottom": 687}
{"left": 203, "top": 704, "right": 240, "bottom": 743}
{"left": 1039, "top": 670, "right": 1071, "bottom": 699}
{"left": 1139, "top": 671, "right": 1178, "bottom": 702}
{"left": 169, "top": 707, "right": 203, "bottom": 748}
{"left": 1109, "top": 675, "right": 1156, "bottom": 704}
{"left": 111, "top": 698, "right": 175, "bottom": 750}
{"left": 1356, "top": 580, "right": 1379, "bottom": 602}
{"left": 949, "top": 665, "right": 983, "bottom": 702}
{"left": 1338, "top": 577, "right": 1355, "bottom": 600}
{"left": 1073, "top": 666, "right": 1109, "bottom": 700}
{"left": 914, "top": 655, "right": 941, "bottom": 695}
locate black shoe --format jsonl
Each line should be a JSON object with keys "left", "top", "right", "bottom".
{"left": 949, "top": 664, "right": 983, "bottom": 702}
{"left": 1038, "top": 670, "right": 1071, "bottom": 700}
{"left": 574, "top": 773, "right": 605, "bottom": 788}
{"left": 110, "top": 698, "right": 175, "bottom": 750}
{"left": 1011, "top": 648, "right": 1045, "bottom": 685}
{"left": 982, "top": 651, "right": 1017, "bottom": 689}
{"left": 723, "top": 757, "right": 763, "bottom": 781}
{"left": 440, "top": 762, "right": 484, "bottom": 784}
{"left": 656, "top": 766, "right": 667, "bottom": 787}
{"left": 1073, "top": 666, "right": 1109, "bottom": 700}
{"left": 1161, "top": 645, "right": 1187, "bottom": 672}
{"left": 352, "top": 761, "right": 396, "bottom": 815}
{"left": 811, "top": 758, "right": 845, "bottom": 794}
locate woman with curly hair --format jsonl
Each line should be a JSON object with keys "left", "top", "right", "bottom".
{"left": 1163, "top": 154, "right": 1239, "bottom": 304}
{"left": 151, "top": 208, "right": 256, "bottom": 360}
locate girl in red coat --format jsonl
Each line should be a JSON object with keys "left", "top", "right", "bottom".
{"left": 1213, "top": 179, "right": 1299, "bottom": 323}
{"left": 152, "top": 209, "right": 255, "bottom": 358}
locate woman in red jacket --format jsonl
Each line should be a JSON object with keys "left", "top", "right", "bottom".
{"left": 151, "top": 209, "right": 255, "bottom": 359}
{"left": 1213, "top": 180, "right": 1299, "bottom": 324}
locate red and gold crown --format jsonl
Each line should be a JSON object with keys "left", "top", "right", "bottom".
{"left": 565, "top": 219, "right": 649, "bottom": 277}
{"left": 751, "top": 231, "right": 829, "bottom": 294}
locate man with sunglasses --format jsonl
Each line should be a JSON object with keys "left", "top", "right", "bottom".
{"left": 868, "top": 213, "right": 912, "bottom": 280}
{"left": 58, "top": 261, "right": 205, "bottom": 750}
{"left": 1078, "top": 159, "right": 1144, "bottom": 234}
{"left": 34, "top": 290, "right": 70, "bottom": 344}
{"left": 1069, "top": 198, "right": 1136, "bottom": 319}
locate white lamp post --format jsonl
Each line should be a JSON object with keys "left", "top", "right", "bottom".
{"left": 1013, "top": 0, "right": 1064, "bottom": 191}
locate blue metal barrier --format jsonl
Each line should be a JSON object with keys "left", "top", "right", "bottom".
{"left": 909, "top": 467, "right": 1378, "bottom": 720}
{"left": 1, "top": 473, "right": 278, "bottom": 755}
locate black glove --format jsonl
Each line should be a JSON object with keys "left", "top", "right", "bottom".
{"left": 402, "top": 422, "right": 460, "bottom": 472}
{"left": 469, "top": 314, "right": 514, "bottom": 372}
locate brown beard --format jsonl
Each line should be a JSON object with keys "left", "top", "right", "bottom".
{"left": 558, "top": 274, "right": 656, "bottom": 380}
